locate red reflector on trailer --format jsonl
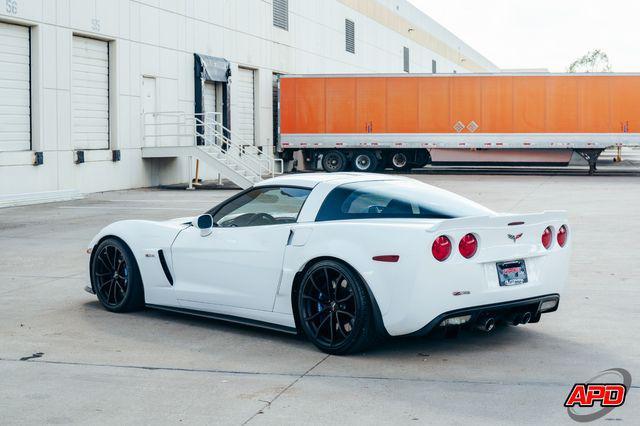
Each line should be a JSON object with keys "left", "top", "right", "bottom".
{"left": 372, "top": 255, "right": 400, "bottom": 263}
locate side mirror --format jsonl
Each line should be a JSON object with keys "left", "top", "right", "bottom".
{"left": 194, "top": 214, "right": 214, "bottom": 237}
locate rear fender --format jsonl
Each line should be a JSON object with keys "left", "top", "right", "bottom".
{"left": 274, "top": 222, "right": 428, "bottom": 319}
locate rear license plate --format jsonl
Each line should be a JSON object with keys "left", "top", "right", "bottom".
{"left": 497, "top": 260, "right": 528, "bottom": 286}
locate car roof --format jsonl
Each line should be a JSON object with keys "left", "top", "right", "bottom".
{"left": 254, "top": 172, "right": 409, "bottom": 189}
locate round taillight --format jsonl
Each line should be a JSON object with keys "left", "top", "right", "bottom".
{"left": 557, "top": 225, "right": 568, "bottom": 247}
{"left": 541, "top": 226, "right": 553, "bottom": 249}
{"left": 459, "top": 233, "right": 478, "bottom": 259}
{"left": 432, "top": 235, "right": 452, "bottom": 262}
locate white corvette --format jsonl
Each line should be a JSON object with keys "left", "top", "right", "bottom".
{"left": 86, "top": 173, "right": 570, "bottom": 354}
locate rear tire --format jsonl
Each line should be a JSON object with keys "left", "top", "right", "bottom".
{"left": 91, "top": 238, "right": 144, "bottom": 313}
{"left": 389, "top": 151, "right": 412, "bottom": 172}
{"left": 413, "top": 150, "right": 432, "bottom": 169}
{"left": 297, "top": 260, "right": 378, "bottom": 355}
{"left": 322, "top": 150, "right": 348, "bottom": 173}
{"left": 352, "top": 151, "right": 379, "bottom": 173}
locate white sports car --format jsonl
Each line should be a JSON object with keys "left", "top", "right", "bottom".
{"left": 86, "top": 173, "right": 570, "bottom": 354}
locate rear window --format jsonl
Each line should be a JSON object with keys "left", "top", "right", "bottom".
{"left": 315, "top": 180, "right": 492, "bottom": 222}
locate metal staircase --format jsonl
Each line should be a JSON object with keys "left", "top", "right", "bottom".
{"left": 141, "top": 112, "right": 282, "bottom": 189}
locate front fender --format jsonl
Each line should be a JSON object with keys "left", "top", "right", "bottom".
{"left": 88, "top": 215, "right": 193, "bottom": 250}
{"left": 87, "top": 219, "right": 189, "bottom": 301}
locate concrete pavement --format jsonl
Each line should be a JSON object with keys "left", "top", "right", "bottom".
{"left": 0, "top": 175, "right": 638, "bottom": 425}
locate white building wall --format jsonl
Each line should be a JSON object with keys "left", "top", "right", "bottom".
{"left": 0, "top": 0, "right": 497, "bottom": 200}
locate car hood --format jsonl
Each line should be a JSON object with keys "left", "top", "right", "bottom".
{"left": 163, "top": 216, "right": 195, "bottom": 227}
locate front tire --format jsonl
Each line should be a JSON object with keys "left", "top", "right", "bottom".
{"left": 91, "top": 238, "right": 144, "bottom": 313}
{"left": 297, "top": 260, "right": 377, "bottom": 355}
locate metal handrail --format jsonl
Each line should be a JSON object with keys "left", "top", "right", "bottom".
{"left": 142, "top": 111, "right": 281, "bottom": 180}
{"left": 194, "top": 112, "right": 282, "bottom": 177}
{"left": 143, "top": 112, "right": 261, "bottom": 177}
{"left": 142, "top": 112, "right": 197, "bottom": 146}
{"left": 196, "top": 112, "right": 282, "bottom": 176}
{"left": 202, "top": 112, "right": 284, "bottom": 175}
{"left": 194, "top": 116, "right": 266, "bottom": 178}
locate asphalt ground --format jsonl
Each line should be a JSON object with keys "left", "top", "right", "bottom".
{"left": 0, "top": 173, "right": 638, "bottom": 424}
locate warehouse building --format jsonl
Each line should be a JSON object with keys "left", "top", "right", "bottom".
{"left": 0, "top": 0, "right": 497, "bottom": 204}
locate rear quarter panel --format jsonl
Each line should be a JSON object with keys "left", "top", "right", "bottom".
{"left": 273, "top": 220, "right": 439, "bottom": 327}
{"left": 273, "top": 215, "right": 571, "bottom": 336}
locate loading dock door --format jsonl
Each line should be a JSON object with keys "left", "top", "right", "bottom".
{"left": 0, "top": 22, "right": 31, "bottom": 152}
{"left": 204, "top": 82, "right": 217, "bottom": 114}
{"left": 235, "top": 68, "right": 255, "bottom": 145}
{"left": 203, "top": 81, "right": 220, "bottom": 143}
{"left": 72, "top": 36, "right": 109, "bottom": 150}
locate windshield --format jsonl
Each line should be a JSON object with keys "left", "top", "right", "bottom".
{"left": 210, "top": 186, "right": 311, "bottom": 227}
{"left": 315, "top": 180, "right": 493, "bottom": 222}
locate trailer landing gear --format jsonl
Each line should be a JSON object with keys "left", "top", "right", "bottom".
{"left": 575, "top": 149, "right": 604, "bottom": 175}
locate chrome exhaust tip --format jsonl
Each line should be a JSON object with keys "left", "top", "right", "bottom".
{"left": 521, "top": 312, "right": 532, "bottom": 324}
{"left": 476, "top": 317, "right": 496, "bottom": 332}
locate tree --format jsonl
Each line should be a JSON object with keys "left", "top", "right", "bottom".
{"left": 568, "top": 49, "right": 612, "bottom": 73}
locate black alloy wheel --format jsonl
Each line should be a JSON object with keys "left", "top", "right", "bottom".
{"left": 298, "top": 260, "right": 377, "bottom": 354}
{"left": 91, "top": 238, "right": 144, "bottom": 312}
{"left": 321, "top": 150, "right": 347, "bottom": 172}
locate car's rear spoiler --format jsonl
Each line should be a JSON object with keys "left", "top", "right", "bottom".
{"left": 426, "top": 211, "right": 568, "bottom": 233}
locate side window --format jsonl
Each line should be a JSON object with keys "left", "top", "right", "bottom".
{"left": 212, "top": 187, "right": 310, "bottom": 227}
{"left": 315, "top": 181, "right": 492, "bottom": 222}
{"left": 344, "top": 190, "right": 419, "bottom": 215}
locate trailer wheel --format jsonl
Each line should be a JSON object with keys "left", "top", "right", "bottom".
{"left": 390, "top": 151, "right": 412, "bottom": 172}
{"left": 352, "top": 151, "right": 379, "bottom": 173}
{"left": 412, "top": 150, "right": 432, "bottom": 169}
{"left": 322, "top": 150, "right": 347, "bottom": 173}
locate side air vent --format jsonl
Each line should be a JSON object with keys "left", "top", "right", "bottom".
{"left": 345, "top": 19, "right": 355, "bottom": 54}
{"left": 273, "top": 0, "right": 289, "bottom": 31}
{"left": 403, "top": 46, "right": 410, "bottom": 73}
{"left": 158, "top": 250, "right": 173, "bottom": 285}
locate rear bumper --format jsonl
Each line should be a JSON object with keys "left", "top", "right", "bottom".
{"left": 408, "top": 293, "right": 560, "bottom": 337}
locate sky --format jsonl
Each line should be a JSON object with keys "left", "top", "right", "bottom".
{"left": 409, "top": 0, "right": 640, "bottom": 72}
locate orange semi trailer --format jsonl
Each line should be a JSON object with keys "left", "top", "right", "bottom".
{"left": 277, "top": 73, "right": 640, "bottom": 174}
